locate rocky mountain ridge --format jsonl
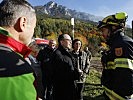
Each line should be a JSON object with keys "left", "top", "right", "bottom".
{"left": 34, "top": 1, "right": 103, "bottom": 22}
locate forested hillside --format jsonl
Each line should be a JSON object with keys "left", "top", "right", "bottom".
{"left": 34, "top": 14, "right": 132, "bottom": 56}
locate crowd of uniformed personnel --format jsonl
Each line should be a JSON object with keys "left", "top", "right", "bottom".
{"left": 0, "top": 0, "right": 133, "bottom": 100}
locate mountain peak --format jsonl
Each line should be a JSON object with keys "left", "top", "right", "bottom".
{"left": 46, "top": 1, "right": 57, "bottom": 8}
{"left": 35, "top": 1, "right": 103, "bottom": 22}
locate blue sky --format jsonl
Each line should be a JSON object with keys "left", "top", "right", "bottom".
{"left": 28, "top": 0, "right": 133, "bottom": 26}
{"left": 0, "top": 0, "right": 133, "bottom": 26}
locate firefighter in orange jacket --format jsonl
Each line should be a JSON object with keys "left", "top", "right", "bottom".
{"left": 97, "top": 12, "right": 133, "bottom": 100}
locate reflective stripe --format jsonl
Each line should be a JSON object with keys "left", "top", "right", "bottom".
{"left": 106, "top": 62, "right": 115, "bottom": 69}
{"left": 115, "top": 58, "right": 133, "bottom": 70}
{"left": 103, "top": 86, "right": 125, "bottom": 100}
{"left": 106, "top": 58, "right": 133, "bottom": 70}
{"left": 126, "top": 94, "right": 133, "bottom": 99}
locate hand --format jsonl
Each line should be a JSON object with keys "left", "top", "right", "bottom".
{"left": 78, "top": 69, "right": 83, "bottom": 76}
{"left": 37, "top": 98, "right": 42, "bottom": 100}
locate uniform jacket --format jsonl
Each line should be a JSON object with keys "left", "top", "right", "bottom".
{"left": 102, "top": 29, "right": 133, "bottom": 98}
{"left": 0, "top": 27, "right": 36, "bottom": 100}
{"left": 37, "top": 46, "right": 55, "bottom": 76}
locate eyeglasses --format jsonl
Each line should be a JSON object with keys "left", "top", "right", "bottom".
{"left": 63, "top": 39, "right": 72, "bottom": 42}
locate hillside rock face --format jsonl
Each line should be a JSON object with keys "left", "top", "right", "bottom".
{"left": 34, "top": 1, "right": 103, "bottom": 22}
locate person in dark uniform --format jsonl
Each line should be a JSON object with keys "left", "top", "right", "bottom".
{"left": 51, "top": 34, "right": 78, "bottom": 100}
{"left": 28, "top": 41, "right": 44, "bottom": 100}
{"left": 71, "top": 39, "right": 91, "bottom": 100}
{"left": 97, "top": 12, "right": 133, "bottom": 100}
{"left": 37, "top": 39, "right": 57, "bottom": 100}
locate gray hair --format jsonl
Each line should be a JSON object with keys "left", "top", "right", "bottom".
{"left": 0, "top": 0, "right": 36, "bottom": 26}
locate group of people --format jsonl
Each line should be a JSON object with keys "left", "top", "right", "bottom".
{"left": 0, "top": 0, "right": 133, "bottom": 100}
{"left": 33, "top": 34, "right": 92, "bottom": 100}
{"left": 0, "top": 1, "right": 91, "bottom": 100}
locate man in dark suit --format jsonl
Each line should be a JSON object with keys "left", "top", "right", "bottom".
{"left": 51, "top": 34, "right": 78, "bottom": 100}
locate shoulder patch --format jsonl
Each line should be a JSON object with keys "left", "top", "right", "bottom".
{"left": 115, "top": 48, "right": 123, "bottom": 56}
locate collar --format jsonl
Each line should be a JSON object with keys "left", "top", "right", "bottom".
{"left": 72, "top": 50, "right": 82, "bottom": 56}
{"left": 72, "top": 50, "right": 79, "bottom": 54}
{"left": 0, "top": 27, "right": 31, "bottom": 58}
{"left": 107, "top": 29, "right": 124, "bottom": 46}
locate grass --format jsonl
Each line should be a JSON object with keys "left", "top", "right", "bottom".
{"left": 83, "top": 57, "right": 106, "bottom": 100}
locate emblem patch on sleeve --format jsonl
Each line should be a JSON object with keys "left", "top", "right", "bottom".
{"left": 115, "top": 48, "right": 123, "bottom": 56}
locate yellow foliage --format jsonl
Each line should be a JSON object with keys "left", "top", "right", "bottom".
{"left": 101, "top": 42, "right": 107, "bottom": 47}
{"left": 47, "top": 32, "right": 57, "bottom": 40}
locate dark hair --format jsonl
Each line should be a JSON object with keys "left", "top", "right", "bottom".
{"left": 0, "top": 0, "right": 36, "bottom": 26}
{"left": 72, "top": 39, "right": 82, "bottom": 48}
{"left": 58, "top": 34, "right": 64, "bottom": 43}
